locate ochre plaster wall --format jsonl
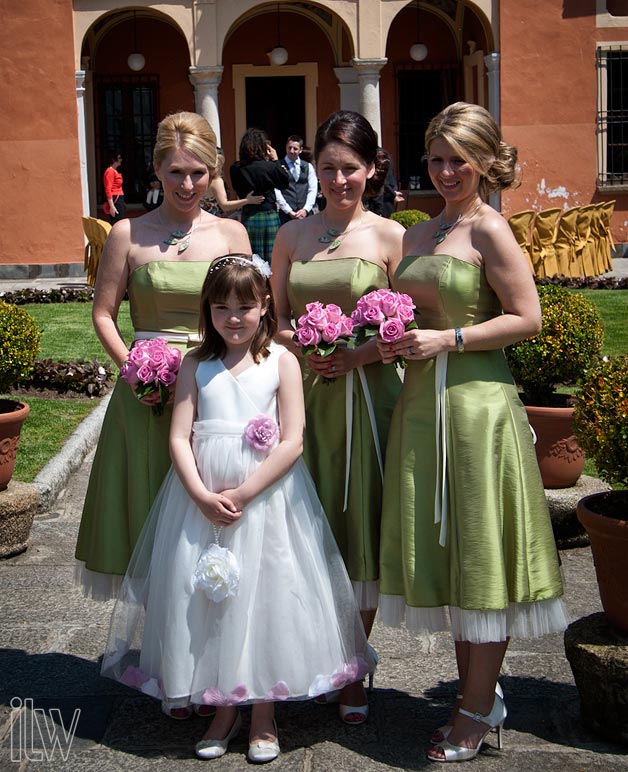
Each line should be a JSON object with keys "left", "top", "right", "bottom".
{"left": 500, "top": 0, "right": 627, "bottom": 241}
{"left": 0, "top": 0, "right": 84, "bottom": 266}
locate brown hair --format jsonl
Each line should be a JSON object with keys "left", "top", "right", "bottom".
{"left": 314, "top": 110, "right": 388, "bottom": 198}
{"left": 238, "top": 128, "right": 272, "bottom": 164}
{"left": 153, "top": 111, "right": 218, "bottom": 178}
{"left": 195, "top": 255, "right": 276, "bottom": 363}
{"left": 424, "top": 102, "right": 519, "bottom": 198}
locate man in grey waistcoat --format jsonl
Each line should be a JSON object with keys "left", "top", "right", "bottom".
{"left": 275, "top": 135, "right": 318, "bottom": 225}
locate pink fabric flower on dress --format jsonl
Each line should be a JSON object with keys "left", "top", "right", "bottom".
{"left": 244, "top": 415, "right": 278, "bottom": 452}
{"left": 120, "top": 665, "right": 150, "bottom": 689}
{"left": 264, "top": 682, "right": 291, "bottom": 701}
{"left": 202, "top": 684, "right": 250, "bottom": 706}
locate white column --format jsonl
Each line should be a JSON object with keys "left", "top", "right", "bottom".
{"left": 333, "top": 66, "right": 360, "bottom": 113}
{"left": 484, "top": 52, "right": 500, "bottom": 124}
{"left": 484, "top": 53, "right": 501, "bottom": 211}
{"left": 351, "top": 58, "right": 387, "bottom": 139}
{"left": 189, "top": 65, "right": 224, "bottom": 147}
{"left": 75, "top": 70, "right": 90, "bottom": 216}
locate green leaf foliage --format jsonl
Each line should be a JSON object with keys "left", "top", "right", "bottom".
{"left": 0, "top": 302, "right": 42, "bottom": 392}
{"left": 574, "top": 355, "right": 628, "bottom": 488}
{"left": 506, "top": 285, "right": 604, "bottom": 406}
{"left": 390, "top": 209, "right": 431, "bottom": 229}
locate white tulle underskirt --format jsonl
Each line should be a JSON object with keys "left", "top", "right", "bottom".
{"left": 74, "top": 561, "right": 121, "bottom": 602}
{"left": 352, "top": 580, "right": 379, "bottom": 611}
{"left": 378, "top": 594, "right": 570, "bottom": 643}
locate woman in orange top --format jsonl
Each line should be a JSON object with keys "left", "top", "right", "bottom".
{"left": 103, "top": 152, "right": 126, "bottom": 223}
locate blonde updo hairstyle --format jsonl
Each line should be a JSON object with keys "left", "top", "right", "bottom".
{"left": 153, "top": 111, "right": 218, "bottom": 180}
{"left": 424, "top": 102, "right": 519, "bottom": 198}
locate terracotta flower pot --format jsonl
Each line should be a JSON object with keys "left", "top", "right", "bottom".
{"left": 0, "top": 399, "right": 30, "bottom": 492}
{"left": 577, "top": 491, "right": 628, "bottom": 635}
{"left": 525, "top": 404, "right": 585, "bottom": 489}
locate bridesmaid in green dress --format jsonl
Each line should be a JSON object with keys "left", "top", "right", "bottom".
{"left": 271, "top": 111, "right": 404, "bottom": 723}
{"left": 377, "top": 103, "right": 568, "bottom": 763}
{"left": 75, "top": 112, "right": 251, "bottom": 623}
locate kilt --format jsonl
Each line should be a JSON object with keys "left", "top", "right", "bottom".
{"left": 242, "top": 209, "right": 280, "bottom": 264}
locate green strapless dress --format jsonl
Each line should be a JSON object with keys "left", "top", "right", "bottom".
{"left": 75, "top": 261, "right": 210, "bottom": 596}
{"left": 288, "top": 258, "right": 402, "bottom": 605}
{"left": 378, "top": 255, "right": 567, "bottom": 641}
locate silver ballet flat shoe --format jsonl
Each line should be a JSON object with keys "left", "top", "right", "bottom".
{"left": 194, "top": 712, "right": 242, "bottom": 760}
{"left": 248, "top": 720, "right": 280, "bottom": 763}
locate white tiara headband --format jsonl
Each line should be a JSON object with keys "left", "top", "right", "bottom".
{"left": 209, "top": 254, "right": 272, "bottom": 278}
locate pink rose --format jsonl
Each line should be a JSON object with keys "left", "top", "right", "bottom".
{"left": 378, "top": 289, "right": 400, "bottom": 317}
{"left": 325, "top": 304, "right": 343, "bottom": 324}
{"left": 351, "top": 307, "right": 365, "bottom": 326}
{"left": 244, "top": 415, "right": 278, "bottom": 452}
{"left": 379, "top": 318, "right": 406, "bottom": 342}
{"left": 339, "top": 316, "right": 355, "bottom": 336}
{"left": 305, "top": 302, "right": 328, "bottom": 330}
{"left": 120, "top": 361, "right": 139, "bottom": 385}
{"left": 135, "top": 364, "right": 156, "bottom": 384}
{"left": 396, "top": 304, "right": 415, "bottom": 325}
{"left": 157, "top": 367, "right": 177, "bottom": 386}
{"left": 321, "top": 322, "right": 342, "bottom": 343}
{"left": 264, "top": 681, "right": 291, "bottom": 701}
{"left": 362, "top": 305, "right": 385, "bottom": 325}
{"left": 295, "top": 324, "right": 321, "bottom": 347}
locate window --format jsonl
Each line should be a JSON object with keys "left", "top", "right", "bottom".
{"left": 596, "top": 44, "right": 628, "bottom": 190}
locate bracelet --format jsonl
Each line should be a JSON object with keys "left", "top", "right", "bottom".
{"left": 454, "top": 327, "right": 465, "bottom": 353}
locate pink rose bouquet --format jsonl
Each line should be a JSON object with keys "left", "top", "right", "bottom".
{"left": 351, "top": 289, "right": 417, "bottom": 368}
{"left": 120, "top": 337, "right": 182, "bottom": 415}
{"left": 293, "top": 301, "right": 355, "bottom": 383}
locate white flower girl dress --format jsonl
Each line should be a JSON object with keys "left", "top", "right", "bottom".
{"left": 101, "top": 343, "right": 374, "bottom": 709}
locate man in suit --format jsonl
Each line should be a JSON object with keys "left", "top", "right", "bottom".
{"left": 275, "top": 135, "right": 318, "bottom": 225}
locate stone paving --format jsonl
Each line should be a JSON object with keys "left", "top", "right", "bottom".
{"left": 1, "top": 450, "right": 628, "bottom": 771}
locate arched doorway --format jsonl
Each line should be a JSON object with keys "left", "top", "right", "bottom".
{"left": 80, "top": 9, "right": 193, "bottom": 211}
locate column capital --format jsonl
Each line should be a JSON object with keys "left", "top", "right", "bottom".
{"left": 188, "top": 65, "right": 224, "bottom": 88}
{"left": 351, "top": 58, "right": 387, "bottom": 77}
{"left": 75, "top": 70, "right": 86, "bottom": 95}
{"left": 483, "top": 52, "right": 500, "bottom": 73}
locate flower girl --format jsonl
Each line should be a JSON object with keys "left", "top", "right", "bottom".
{"left": 101, "top": 254, "right": 374, "bottom": 763}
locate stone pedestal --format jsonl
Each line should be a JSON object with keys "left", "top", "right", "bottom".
{"left": 547, "top": 474, "right": 611, "bottom": 548}
{"left": 0, "top": 480, "right": 39, "bottom": 558}
{"left": 565, "top": 613, "right": 628, "bottom": 745}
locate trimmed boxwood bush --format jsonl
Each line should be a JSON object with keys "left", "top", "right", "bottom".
{"left": 0, "top": 301, "right": 41, "bottom": 392}
{"left": 390, "top": 209, "right": 431, "bottom": 229}
{"left": 506, "top": 284, "right": 604, "bottom": 406}
{"left": 574, "top": 356, "right": 628, "bottom": 488}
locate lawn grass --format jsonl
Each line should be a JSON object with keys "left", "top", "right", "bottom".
{"left": 26, "top": 301, "right": 133, "bottom": 361}
{"left": 5, "top": 396, "right": 97, "bottom": 483}
{"left": 6, "top": 301, "right": 132, "bottom": 482}
{"left": 575, "top": 289, "right": 628, "bottom": 358}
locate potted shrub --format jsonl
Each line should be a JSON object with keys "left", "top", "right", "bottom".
{"left": 506, "top": 284, "right": 604, "bottom": 488}
{"left": 574, "top": 355, "right": 628, "bottom": 634}
{"left": 0, "top": 301, "right": 41, "bottom": 491}
{"left": 390, "top": 209, "right": 431, "bottom": 229}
